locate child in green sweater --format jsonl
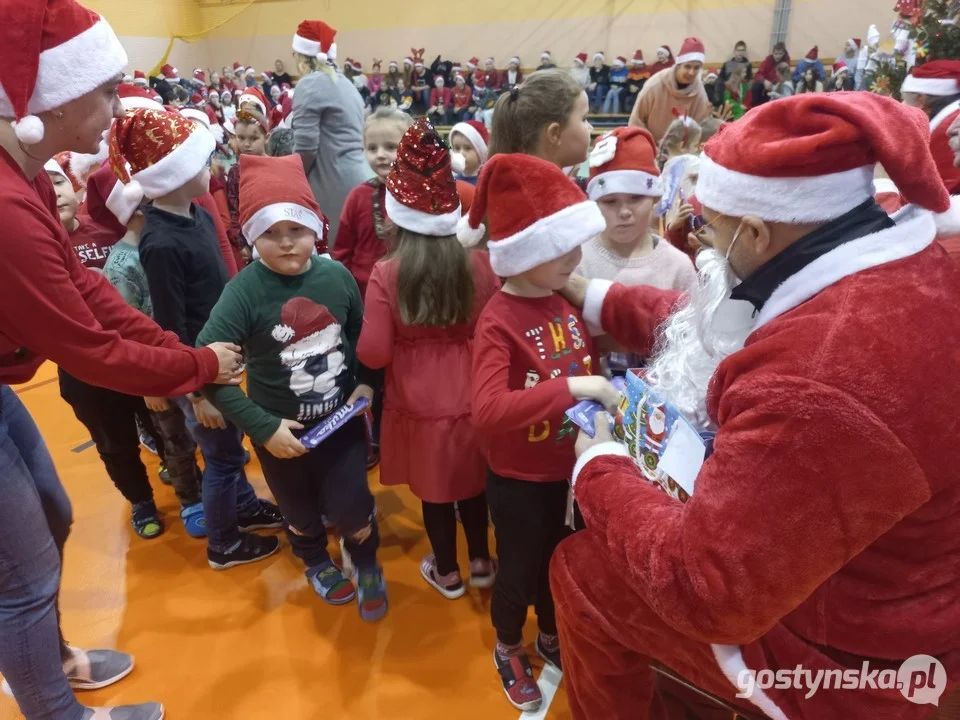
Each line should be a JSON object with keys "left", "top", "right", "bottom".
{"left": 197, "top": 153, "right": 387, "bottom": 622}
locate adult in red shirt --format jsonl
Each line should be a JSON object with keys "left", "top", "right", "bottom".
{"left": 750, "top": 41, "right": 790, "bottom": 106}
{"left": 0, "top": 2, "right": 242, "bottom": 719}
{"left": 552, "top": 94, "right": 960, "bottom": 719}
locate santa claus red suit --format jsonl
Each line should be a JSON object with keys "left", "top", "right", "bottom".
{"left": 551, "top": 93, "right": 960, "bottom": 720}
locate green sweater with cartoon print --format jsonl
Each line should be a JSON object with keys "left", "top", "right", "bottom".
{"left": 196, "top": 257, "right": 369, "bottom": 446}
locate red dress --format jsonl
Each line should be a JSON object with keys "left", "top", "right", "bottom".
{"left": 357, "top": 252, "right": 500, "bottom": 503}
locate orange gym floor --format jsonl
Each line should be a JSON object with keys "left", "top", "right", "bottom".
{"left": 0, "top": 363, "right": 570, "bottom": 720}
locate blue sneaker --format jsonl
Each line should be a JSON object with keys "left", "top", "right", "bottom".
{"left": 357, "top": 567, "right": 388, "bottom": 622}
{"left": 180, "top": 502, "right": 207, "bottom": 538}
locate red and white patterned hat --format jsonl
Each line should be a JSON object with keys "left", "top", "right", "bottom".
{"left": 587, "top": 127, "right": 662, "bottom": 200}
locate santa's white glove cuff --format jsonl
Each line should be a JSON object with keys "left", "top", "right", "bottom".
{"left": 583, "top": 279, "right": 614, "bottom": 336}
{"left": 572, "top": 441, "right": 630, "bottom": 489}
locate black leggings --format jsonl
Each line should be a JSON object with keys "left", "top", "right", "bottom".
{"left": 422, "top": 492, "right": 490, "bottom": 576}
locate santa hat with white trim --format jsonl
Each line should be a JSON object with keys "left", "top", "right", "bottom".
{"left": 587, "top": 127, "right": 662, "bottom": 201}
{"left": 43, "top": 156, "right": 68, "bottom": 180}
{"left": 696, "top": 93, "right": 950, "bottom": 224}
{"left": 449, "top": 120, "right": 489, "bottom": 165}
{"left": 657, "top": 46, "right": 672, "bottom": 58}
{"left": 85, "top": 163, "right": 141, "bottom": 236}
{"left": 574, "top": 53, "right": 588, "bottom": 66}
{"left": 239, "top": 153, "right": 326, "bottom": 246}
{"left": 632, "top": 50, "right": 645, "bottom": 65}
{"left": 117, "top": 84, "right": 164, "bottom": 111}
{"left": 457, "top": 153, "right": 606, "bottom": 275}
{"left": 161, "top": 64, "right": 179, "bottom": 80}
{"left": 292, "top": 20, "right": 337, "bottom": 62}
{"left": 832, "top": 61, "right": 849, "bottom": 77}
{"left": 902, "top": 59, "right": 960, "bottom": 96}
{"left": 238, "top": 86, "right": 268, "bottom": 116}
{"left": 0, "top": 0, "right": 127, "bottom": 145}
{"left": 108, "top": 107, "right": 215, "bottom": 201}
{"left": 385, "top": 119, "right": 461, "bottom": 237}
{"left": 594, "top": 51, "right": 605, "bottom": 62}
{"left": 676, "top": 37, "right": 706, "bottom": 65}
{"left": 613, "top": 56, "right": 627, "bottom": 68}
{"left": 133, "top": 70, "right": 148, "bottom": 87}
{"left": 180, "top": 107, "right": 225, "bottom": 143}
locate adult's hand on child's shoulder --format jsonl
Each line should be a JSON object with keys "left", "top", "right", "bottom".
{"left": 559, "top": 273, "right": 589, "bottom": 309}
{"left": 265, "top": 418, "right": 307, "bottom": 459}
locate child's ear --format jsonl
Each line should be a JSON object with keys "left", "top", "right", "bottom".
{"left": 545, "top": 121, "right": 563, "bottom": 148}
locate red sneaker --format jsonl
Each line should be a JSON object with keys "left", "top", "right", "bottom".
{"left": 494, "top": 649, "right": 543, "bottom": 712}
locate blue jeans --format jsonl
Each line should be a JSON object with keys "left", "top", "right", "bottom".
{"left": 0, "top": 386, "right": 84, "bottom": 720}
{"left": 590, "top": 84, "right": 609, "bottom": 111}
{"left": 172, "top": 396, "right": 259, "bottom": 553}
{"left": 603, "top": 86, "right": 623, "bottom": 114}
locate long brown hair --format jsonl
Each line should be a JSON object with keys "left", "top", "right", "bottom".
{"left": 488, "top": 69, "right": 583, "bottom": 157}
{"left": 391, "top": 230, "right": 474, "bottom": 327}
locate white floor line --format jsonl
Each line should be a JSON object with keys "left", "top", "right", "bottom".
{"left": 519, "top": 665, "right": 563, "bottom": 720}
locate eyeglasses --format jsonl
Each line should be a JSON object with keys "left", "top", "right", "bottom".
{"left": 692, "top": 212, "right": 725, "bottom": 242}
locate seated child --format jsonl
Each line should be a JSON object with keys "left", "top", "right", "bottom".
{"left": 603, "top": 56, "right": 629, "bottom": 114}
{"left": 197, "top": 153, "right": 387, "bottom": 621}
{"left": 625, "top": 51, "right": 651, "bottom": 109}
{"left": 334, "top": 108, "right": 413, "bottom": 300}
{"left": 357, "top": 119, "right": 499, "bottom": 599}
{"left": 460, "top": 153, "right": 620, "bottom": 713}
{"left": 578, "top": 128, "right": 697, "bottom": 374}
{"left": 84, "top": 165, "right": 208, "bottom": 539}
{"left": 769, "top": 61, "right": 795, "bottom": 100}
{"left": 109, "top": 107, "right": 282, "bottom": 570}
{"left": 394, "top": 78, "right": 414, "bottom": 112}
{"left": 428, "top": 76, "right": 453, "bottom": 126}
{"left": 656, "top": 115, "right": 702, "bottom": 170}
{"left": 448, "top": 120, "right": 489, "bottom": 186}
{"left": 451, "top": 73, "right": 473, "bottom": 122}
{"left": 226, "top": 108, "right": 269, "bottom": 265}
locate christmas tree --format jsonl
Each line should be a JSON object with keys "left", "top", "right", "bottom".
{"left": 871, "top": 0, "right": 960, "bottom": 98}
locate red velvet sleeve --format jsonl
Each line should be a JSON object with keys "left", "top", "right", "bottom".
{"left": 472, "top": 315, "right": 576, "bottom": 432}
{"left": 356, "top": 262, "right": 395, "bottom": 369}
{"left": 0, "top": 206, "right": 218, "bottom": 397}
{"left": 585, "top": 282, "right": 684, "bottom": 357}
{"left": 573, "top": 372, "right": 929, "bottom": 645}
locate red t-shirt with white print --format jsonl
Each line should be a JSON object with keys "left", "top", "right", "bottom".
{"left": 70, "top": 213, "right": 122, "bottom": 269}
{"left": 472, "top": 290, "right": 596, "bottom": 482}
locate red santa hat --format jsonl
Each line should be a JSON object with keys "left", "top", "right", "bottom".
{"left": 220, "top": 88, "right": 233, "bottom": 100}
{"left": 52, "top": 150, "right": 84, "bottom": 192}
{"left": 117, "top": 84, "right": 164, "bottom": 111}
{"left": 541, "top": 50, "right": 552, "bottom": 60}
{"left": 657, "top": 45, "right": 672, "bottom": 57}
{"left": 389, "top": 60, "right": 399, "bottom": 70}
{"left": 632, "top": 50, "right": 645, "bottom": 65}
{"left": 0, "top": 0, "right": 127, "bottom": 145}
{"left": 43, "top": 156, "right": 68, "bottom": 180}
{"left": 613, "top": 56, "right": 627, "bottom": 67}
{"left": 805, "top": 46, "right": 819, "bottom": 60}
{"left": 587, "top": 127, "right": 663, "bottom": 201}
{"left": 133, "top": 70, "right": 148, "bottom": 87}
{"left": 232, "top": 61, "right": 244, "bottom": 73}
{"left": 293, "top": 20, "right": 337, "bottom": 62}
{"left": 697, "top": 93, "right": 950, "bottom": 223}
{"left": 575, "top": 53, "right": 588, "bottom": 66}
{"left": 85, "top": 163, "right": 141, "bottom": 235}
{"left": 385, "top": 119, "right": 461, "bottom": 236}
{"left": 193, "top": 68, "right": 206, "bottom": 83}
{"left": 676, "top": 37, "right": 706, "bottom": 64}
{"left": 108, "top": 107, "right": 215, "bottom": 201}
{"left": 593, "top": 51, "right": 605, "bottom": 62}
{"left": 238, "top": 86, "right": 268, "bottom": 116}
{"left": 457, "top": 153, "right": 606, "bottom": 275}
{"left": 161, "top": 64, "right": 179, "bottom": 80}
{"left": 833, "top": 61, "right": 850, "bottom": 77}
{"left": 484, "top": 56, "right": 494, "bottom": 65}
{"left": 274, "top": 298, "right": 338, "bottom": 345}
{"left": 848, "top": 38, "right": 861, "bottom": 51}
{"left": 902, "top": 59, "right": 960, "bottom": 96}
{"left": 239, "top": 154, "right": 326, "bottom": 246}
{"left": 450, "top": 120, "right": 490, "bottom": 165}
{"left": 404, "top": 56, "right": 414, "bottom": 67}
{"left": 179, "top": 106, "right": 223, "bottom": 144}
{"left": 467, "top": 57, "right": 479, "bottom": 69}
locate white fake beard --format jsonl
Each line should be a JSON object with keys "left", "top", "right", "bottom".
{"left": 645, "top": 248, "right": 754, "bottom": 429}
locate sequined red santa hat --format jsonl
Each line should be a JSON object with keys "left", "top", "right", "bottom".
{"left": 457, "top": 154, "right": 606, "bottom": 275}
{"left": 85, "top": 163, "right": 140, "bottom": 235}
{"left": 587, "top": 127, "right": 662, "bottom": 201}
{"left": 108, "top": 107, "right": 215, "bottom": 200}
{"left": 292, "top": 20, "right": 337, "bottom": 62}
{"left": 449, "top": 120, "right": 489, "bottom": 167}
{"left": 161, "top": 64, "right": 179, "bottom": 80}
{"left": 133, "top": 70, "right": 148, "bottom": 87}
{"left": 273, "top": 298, "right": 338, "bottom": 345}
{"left": 0, "top": 0, "right": 127, "bottom": 145}
{"left": 117, "top": 84, "right": 164, "bottom": 111}
{"left": 902, "top": 60, "right": 960, "bottom": 96}
{"left": 385, "top": 119, "right": 461, "bottom": 237}
{"left": 239, "top": 154, "right": 326, "bottom": 246}
{"left": 697, "top": 93, "right": 950, "bottom": 223}
{"left": 676, "top": 37, "right": 706, "bottom": 64}
{"left": 238, "top": 86, "right": 268, "bottom": 116}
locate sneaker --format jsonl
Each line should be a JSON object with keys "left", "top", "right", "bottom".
{"left": 420, "top": 554, "right": 465, "bottom": 600}
{"left": 493, "top": 648, "right": 542, "bottom": 712}
{"left": 130, "top": 501, "right": 163, "bottom": 540}
{"left": 469, "top": 557, "right": 498, "bottom": 589}
{"left": 536, "top": 634, "right": 563, "bottom": 671}
{"left": 2, "top": 646, "right": 135, "bottom": 696}
{"left": 138, "top": 431, "right": 158, "bottom": 456}
{"left": 179, "top": 502, "right": 207, "bottom": 539}
{"left": 307, "top": 561, "right": 357, "bottom": 605}
{"left": 207, "top": 532, "right": 280, "bottom": 570}
{"left": 157, "top": 463, "right": 171, "bottom": 485}
{"left": 82, "top": 703, "right": 164, "bottom": 720}
{"left": 356, "top": 567, "right": 388, "bottom": 622}
{"left": 237, "top": 499, "right": 284, "bottom": 531}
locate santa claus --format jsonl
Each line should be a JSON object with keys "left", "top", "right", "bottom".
{"left": 552, "top": 93, "right": 960, "bottom": 719}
